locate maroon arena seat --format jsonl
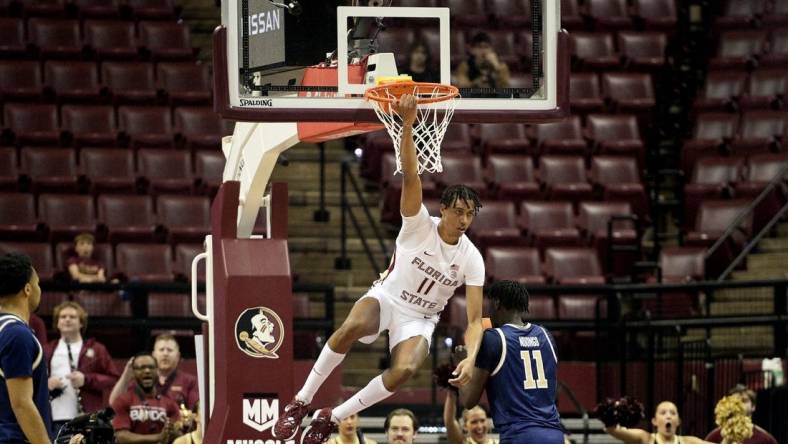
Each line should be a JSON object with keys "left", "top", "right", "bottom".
{"left": 532, "top": 115, "right": 587, "bottom": 155}
{"left": 528, "top": 295, "right": 557, "bottom": 320}
{"left": 519, "top": 201, "right": 581, "bottom": 252}
{"left": 124, "top": 0, "right": 177, "bottom": 19}
{"left": 194, "top": 150, "right": 225, "bottom": 196}
{"left": 484, "top": 246, "right": 545, "bottom": 284}
{"left": 102, "top": 62, "right": 158, "bottom": 104}
{"left": 441, "top": 124, "right": 473, "bottom": 152}
{"left": 148, "top": 293, "right": 192, "bottom": 317}
{"left": 484, "top": 154, "right": 540, "bottom": 202}
{"left": 20, "top": 147, "right": 80, "bottom": 193}
{"left": 538, "top": 156, "right": 594, "bottom": 204}
{"left": 475, "top": 123, "right": 530, "bottom": 157}
{"left": 685, "top": 200, "right": 752, "bottom": 275}
{"left": 558, "top": 295, "right": 606, "bottom": 320}
{"left": 115, "top": 243, "right": 173, "bottom": 282}
{"left": 3, "top": 103, "right": 60, "bottom": 145}
{"left": 0, "top": 61, "right": 43, "bottom": 101}
{"left": 18, "top": 0, "right": 66, "bottom": 16}
{"left": 97, "top": 194, "right": 157, "bottom": 243}
{"left": 683, "top": 113, "right": 740, "bottom": 173}
{"left": 633, "top": 0, "right": 677, "bottom": 30}
{"left": 590, "top": 156, "right": 647, "bottom": 218}
{"left": 569, "top": 73, "right": 605, "bottom": 114}
{"left": 585, "top": 114, "right": 645, "bottom": 162}
{"left": 118, "top": 106, "right": 173, "bottom": 148}
{"left": 27, "top": 18, "right": 82, "bottom": 58}
{"left": 173, "top": 243, "right": 204, "bottom": 281}
{"left": 38, "top": 194, "right": 96, "bottom": 242}
{"left": 0, "top": 18, "right": 26, "bottom": 57}
{"left": 75, "top": 292, "right": 132, "bottom": 317}
{"left": 467, "top": 201, "right": 520, "bottom": 250}
{"left": 61, "top": 105, "right": 117, "bottom": 146}
{"left": 570, "top": 33, "right": 620, "bottom": 70}
{"left": 740, "top": 69, "right": 787, "bottom": 109}
{"left": 586, "top": 0, "right": 632, "bottom": 30}
{"left": 763, "top": 0, "right": 788, "bottom": 27}
{"left": 157, "top": 195, "right": 210, "bottom": 244}
{"left": 0, "top": 242, "right": 56, "bottom": 280}
{"left": 174, "top": 107, "right": 223, "bottom": 149}
{"left": 734, "top": 153, "right": 788, "bottom": 229}
{"left": 158, "top": 63, "right": 212, "bottom": 105}
{"left": 448, "top": 0, "right": 488, "bottom": 27}
{"left": 761, "top": 29, "right": 788, "bottom": 67}
{"left": 618, "top": 32, "right": 667, "bottom": 70}
{"left": 658, "top": 246, "right": 706, "bottom": 282}
{"left": 84, "top": 20, "right": 136, "bottom": 60}
{"left": 71, "top": 0, "right": 121, "bottom": 18}
{"left": 685, "top": 156, "right": 746, "bottom": 227}
{"left": 138, "top": 21, "right": 193, "bottom": 60}
{"left": 43, "top": 61, "right": 103, "bottom": 103}
{"left": 693, "top": 71, "right": 747, "bottom": 111}
{"left": 560, "top": 0, "right": 584, "bottom": 30}
{"left": 80, "top": 148, "right": 136, "bottom": 194}
{"left": 489, "top": 0, "right": 530, "bottom": 28}
{"left": 601, "top": 72, "right": 655, "bottom": 112}
{"left": 710, "top": 31, "right": 767, "bottom": 69}
{"left": 433, "top": 153, "right": 485, "bottom": 196}
{"left": 732, "top": 111, "right": 786, "bottom": 152}
{"left": 577, "top": 201, "right": 637, "bottom": 276}
{"left": 716, "top": 0, "right": 766, "bottom": 30}
{"left": 544, "top": 247, "right": 605, "bottom": 284}
{"left": 0, "top": 193, "right": 41, "bottom": 240}
{"left": 136, "top": 149, "right": 193, "bottom": 194}
{"left": 0, "top": 148, "right": 19, "bottom": 191}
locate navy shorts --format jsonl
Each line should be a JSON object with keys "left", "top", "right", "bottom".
{"left": 501, "top": 426, "right": 565, "bottom": 444}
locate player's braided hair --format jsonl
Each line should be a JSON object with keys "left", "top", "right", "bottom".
{"left": 486, "top": 280, "right": 529, "bottom": 313}
{"left": 440, "top": 184, "right": 482, "bottom": 214}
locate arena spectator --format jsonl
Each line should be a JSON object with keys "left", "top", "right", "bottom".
{"left": 603, "top": 400, "right": 733, "bottom": 444}
{"left": 66, "top": 233, "right": 106, "bottom": 284}
{"left": 327, "top": 410, "right": 378, "bottom": 444}
{"left": 705, "top": 385, "right": 777, "bottom": 444}
{"left": 110, "top": 334, "right": 199, "bottom": 409}
{"left": 112, "top": 353, "right": 181, "bottom": 444}
{"left": 403, "top": 41, "right": 439, "bottom": 83}
{"left": 384, "top": 408, "right": 418, "bottom": 444}
{"left": 45, "top": 301, "right": 119, "bottom": 435}
{"left": 443, "top": 391, "right": 497, "bottom": 444}
{"left": 454, "top": 32, "right": 510, "bottom": 89}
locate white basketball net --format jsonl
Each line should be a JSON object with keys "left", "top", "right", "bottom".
{"left": 368, "top": 85, "right": 457, "bottom": 175}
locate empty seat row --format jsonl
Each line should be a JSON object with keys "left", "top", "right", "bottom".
{"left": 0, "top": 18, "right": 192, "bottom": 60}
{"left": 711, "top": 29, "right": 788, "bottom": 69}
{"left": 570, "top": 31, "right": 667, "bottom": 70}
{"left": 570, "top": 72, "right": 655, "bottom": 113}
{"left": 1, "top": 105, "right": 227, "bottom": 148}
{"left": 0, "top": 193, "right": 213, "bottom": 243}
{"left": 1, "top": 0, "right": 177, "bottom": 19}
{"left": 695, "top": 69, "right": 788, "bottom": 111}
{"left": 484, "top": 246, "right": 606, "bottom": 284}
{"left": 0, "top": 61, "right": 212, "bottom": 105}
{"left": 0, "top": 148, "right": 224, "bottom": 195}
{"left": 715, "top": 0, "right": 788, "bottom": 29}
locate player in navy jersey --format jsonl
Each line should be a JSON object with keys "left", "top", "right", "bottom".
{"left": 458, "top": 280, "right": 564, "bottom": 444}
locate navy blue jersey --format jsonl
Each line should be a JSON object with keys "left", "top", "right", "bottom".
{"left": 475, "top": 323, "right": 562, "bottom": 442}
{"left": 0, "top": 314, "right": 52, "bottom": 443}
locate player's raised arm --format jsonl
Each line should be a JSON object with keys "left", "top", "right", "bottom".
{"left": 449, "top": 285, "right": 483, "bottom": 387}
{"left": 397, "top": 94, "right": 422, "bottom": 217}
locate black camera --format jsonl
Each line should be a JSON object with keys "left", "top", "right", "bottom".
{"left": 55, "top": 408, "right": 116, "bottom": 444}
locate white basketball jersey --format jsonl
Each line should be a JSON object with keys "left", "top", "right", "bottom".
{"left": 368, "top": 205, "right": 485, "bottom": 319}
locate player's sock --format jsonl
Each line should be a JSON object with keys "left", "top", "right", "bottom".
{"left": 331, "top": 374, "right": 393, "bottom": 422}
{"left": 295, "top": 345, "right": 345, "bottom": 404}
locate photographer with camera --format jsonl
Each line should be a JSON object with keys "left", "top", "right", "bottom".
{"left": 46, "top": 302, "right": 120, "bottom": 437}
{"left": 454, "top": 32, "right": 511, "bottom": 90}
{"left": 111, "top": 353, "right": 180, "bottom": 444}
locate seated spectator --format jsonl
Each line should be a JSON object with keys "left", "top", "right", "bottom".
{"left": 443, "top": 391, "right": 497, "bottom": 444}
{"left": 110, "top": 334, "right": 198, "bottom": 409}
{"left": 45, "top": 301, "right": 119, "bottom": 436}
{"left": 455, "top": 32, "right": 511, "bottom": 89}
{"left": 112, "top": 353, "right": 181, "bottom": 444}
{"left": 327, "top": 410, "right": 378, "bottom": 444}
{"left": 385, "top": 408, "right": 418, "bottom": 444}
{"left": 705, "top": 385, "right": 777, "bottom": 444}
{"left": 403, "top": 41, "right": 439, "bottom": 83}
{"left": 67, "top": 233, "right": 106, "bottom": 283}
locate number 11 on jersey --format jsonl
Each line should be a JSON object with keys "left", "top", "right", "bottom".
{"left": 521, "top": 350, "right": 548, "bottom": 390}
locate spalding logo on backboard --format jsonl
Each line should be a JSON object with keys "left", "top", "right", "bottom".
{"left": 234, "top": 306, "right": 284, "bottom": 358}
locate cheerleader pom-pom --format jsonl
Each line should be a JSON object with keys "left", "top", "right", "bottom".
{"left": 592, "top": 398, "right": 619, "bottom": 428}
{"left": 433, "top": 363, "right": 458, "bottom": 392}
{"left": 715, "top": 395, "right": 753, "bottom": 444}
{"left": 617, "top": 396, "right": 645, "bottom": 428}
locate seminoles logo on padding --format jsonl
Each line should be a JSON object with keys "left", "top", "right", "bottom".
{"left": 234, "top": 306, "right": 284, "bottom": 359}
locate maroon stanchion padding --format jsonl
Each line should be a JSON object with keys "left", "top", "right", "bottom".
{"left": 203, "top": 180, "right": 298, "bottom": 443}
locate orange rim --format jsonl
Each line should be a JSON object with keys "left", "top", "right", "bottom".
{"left": 365, "top": 81, "right": 459, "bottom": 104}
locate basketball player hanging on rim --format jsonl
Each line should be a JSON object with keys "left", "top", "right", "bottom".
{"left": 273, "top": 94, "right": 486, "bottom": 444}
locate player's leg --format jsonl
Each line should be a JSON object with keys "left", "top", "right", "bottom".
{"left": 273, "top": 297, "right": 381, "bottom": 440}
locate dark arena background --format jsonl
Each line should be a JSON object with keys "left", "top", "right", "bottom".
{"left": 0, "top": 0, "right": 787, "bottom": 443}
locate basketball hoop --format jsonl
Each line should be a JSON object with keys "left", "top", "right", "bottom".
{"left": 365, "top": 79, "right": 459, "bottom": 174}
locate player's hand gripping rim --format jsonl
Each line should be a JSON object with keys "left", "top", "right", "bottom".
{"left": 396, "top": 94, "right": 418, "bottom": 128}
